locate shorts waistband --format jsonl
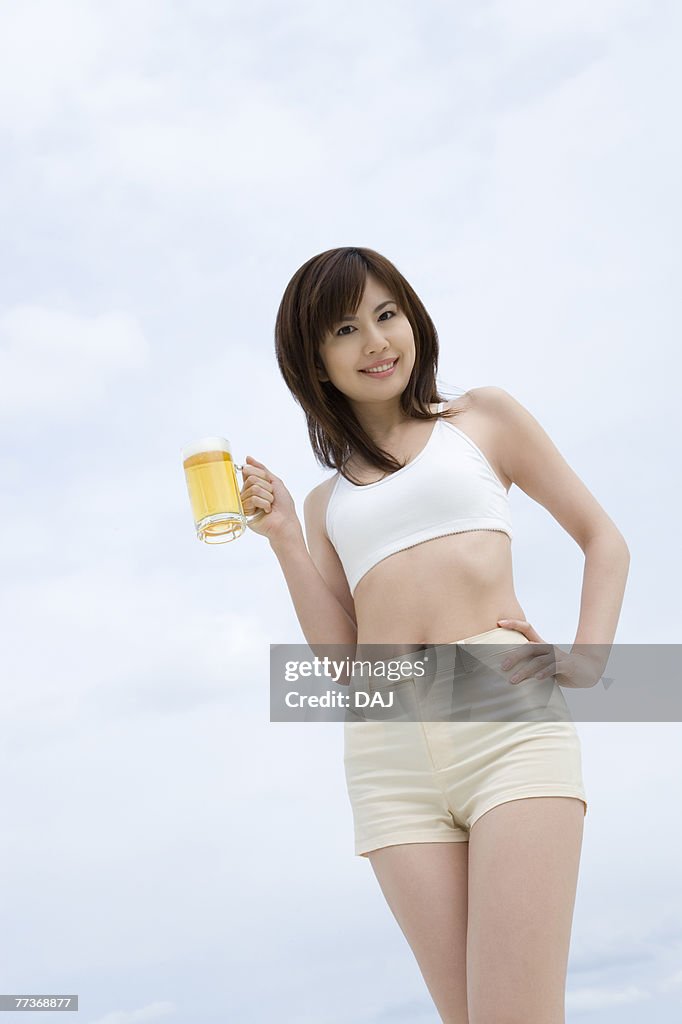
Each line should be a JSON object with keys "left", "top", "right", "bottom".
{"left": 357, "top": 628, "right": 526, "bottom": 669}
{"left": 452, "top": 626, "right": 525, "bottom": 645}
{"left": 353, "top": 627, "right": 528, "bottom": 693}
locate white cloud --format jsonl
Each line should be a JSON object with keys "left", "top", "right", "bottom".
{"left": 0, "top": 0, "right": 104, "bottom": 130}
{"left": 87, "top": 1002, "right": 176, "bottom": 1024}
{"left": 567, "top": 984, "right": 651, "bottom": 1012}
{"left": 658, "top": 966, "right": 682, "bottom": 993}
{"left": 0, "top": 305, "right": 149, "bottom": 420}
{"left": 478, "top": 0, "right": 651, "bottom": 41}
{"left": 0, "top": 559, "right": 270, "bottom": 724}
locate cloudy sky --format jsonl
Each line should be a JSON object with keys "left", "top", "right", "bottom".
{"left": 1, "top": 0, "right": 680, "bottom": 1021}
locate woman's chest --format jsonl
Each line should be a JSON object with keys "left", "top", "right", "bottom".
{"left": 346, "top": 407, "right": 510, "bottom": 491}
{"left": 325, "top": 405, "right": 514, "bottom": 603}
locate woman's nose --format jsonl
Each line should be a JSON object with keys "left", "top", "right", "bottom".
{"left": 364, "top": 325, "right": 391, "bottom": 353}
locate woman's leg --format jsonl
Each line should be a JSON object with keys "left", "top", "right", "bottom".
{"left": 367, "top": 841, "right": 470, "bottom": 1024}
{"left": 466, "top": 796, "right": 584, "bottom": 1024}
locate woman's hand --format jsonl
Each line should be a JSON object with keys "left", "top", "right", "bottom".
{"left": 240, "top": 456, "right": 302, "bottom": 543}
{"left": 496, "top": 618, "right": 603, "bottom": 689}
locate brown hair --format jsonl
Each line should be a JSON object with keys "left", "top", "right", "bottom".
{"left": 275, "top": 246, "right": 459, "bottom": 485}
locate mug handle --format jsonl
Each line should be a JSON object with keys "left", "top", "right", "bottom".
{"left": 234, "top": 463, "right": 267, "bottom": 525}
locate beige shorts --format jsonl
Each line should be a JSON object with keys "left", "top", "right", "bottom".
{"left": 344, "top": 627, "right": 588, "bottom": 857}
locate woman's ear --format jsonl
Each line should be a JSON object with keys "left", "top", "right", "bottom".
{"left": 315, "top": 359, "right": 329, "bottom": 383}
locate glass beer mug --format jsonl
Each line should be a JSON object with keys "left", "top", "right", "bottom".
{"left": 182, "top": 436, "right": 266, "bottom": 543}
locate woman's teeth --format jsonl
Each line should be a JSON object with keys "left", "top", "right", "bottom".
{"left": 361, "top": 359, "right": 397, "bottom": 374}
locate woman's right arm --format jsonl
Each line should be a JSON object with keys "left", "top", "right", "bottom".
{"left": 240, "top": 457, "right": 357, "bottom": 655}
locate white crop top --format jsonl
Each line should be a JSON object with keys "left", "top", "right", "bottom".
{"left": 325, "top": 403, "right": 513, "bottom": 595}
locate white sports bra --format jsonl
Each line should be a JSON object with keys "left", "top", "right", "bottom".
{"left": 325, "top": 402, "right": 513, "bottom": 595}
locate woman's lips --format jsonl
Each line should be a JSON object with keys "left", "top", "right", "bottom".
{"left": 359, "top": 357, "right": 399, "bottom": 379}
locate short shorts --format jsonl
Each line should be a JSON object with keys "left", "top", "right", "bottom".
{"left": 343, "top": 627, "right": 588, "bottom": 857}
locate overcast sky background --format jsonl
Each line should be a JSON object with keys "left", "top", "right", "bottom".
{"left": 1, "top": 1, "right": 680, "bottom": 1022}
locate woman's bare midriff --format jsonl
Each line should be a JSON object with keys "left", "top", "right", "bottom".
{"left": 353, "top": 530, "right": 525, "bottom": 650}
{"left": 326, "top": 392, "right": 527, "bottom": 652}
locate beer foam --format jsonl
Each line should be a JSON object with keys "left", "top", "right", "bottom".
{"left": 181, "top": 436, "right": 232, "bottom": 460}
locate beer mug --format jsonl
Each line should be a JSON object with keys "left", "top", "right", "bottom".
{"left": 182, "top": 436, "right": 266, "bottom": 543}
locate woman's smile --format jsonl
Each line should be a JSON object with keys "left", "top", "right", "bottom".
{"left": 359, "top": 356, "right": 399, "bottom": 378}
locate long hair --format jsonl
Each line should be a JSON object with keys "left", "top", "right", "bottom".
{"left": 274, "top": 246, "right": 462, "bottom": 485}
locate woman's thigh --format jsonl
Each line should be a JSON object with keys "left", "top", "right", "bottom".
{"left": 466, "top": 796, "right": 585, "bottom": 1024}
{"left": 368, "top": 841, "right": 470, "bottom": 1024}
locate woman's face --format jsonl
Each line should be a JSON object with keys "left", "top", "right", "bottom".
{"left": 317, "top": 273, "right": 416, "bottom": 405}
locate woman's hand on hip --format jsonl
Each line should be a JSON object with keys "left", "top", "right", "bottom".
{"left": 497, "top": 618, "right": 603, "bottom": 689}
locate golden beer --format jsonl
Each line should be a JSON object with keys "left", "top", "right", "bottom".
{"left": 182, "top": 436, "right": 265, "bottom": 543}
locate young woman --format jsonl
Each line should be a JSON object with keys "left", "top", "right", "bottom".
{"left": 239, "top": 247, "right": 629, "bottom": 1024}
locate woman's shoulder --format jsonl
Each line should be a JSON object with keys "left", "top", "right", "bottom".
{"left": 303, "top": 472, "right": 341, "bottom": 546}
{"left": 439, "top": 389, "right": 474, "bottom": 417}
{"left": 305, "top": 472, "right": 339, "bottom": 508}
{"left": 441, "top": 387, "right": 514, "bottom": 489}
{"left": 440, "top": 386, "right": 510, "bottom": 418}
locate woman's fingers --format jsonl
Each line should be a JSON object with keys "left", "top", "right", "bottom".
{"left": 501, "top": 642, "right": 553, "bottom": 667}
{"left": 249, "top": 497, "right": 272, "bottom": 513}
{"left": 497, "top": 617, "right": 544, "bottom": 641}
{"left": 243, "top": 457, "right": 271, "bottom": 479}
{"left": 235, "top": 457, "right": 300, "bottom": 539}
{"left": 509, "top": 653, "right": 557, "bottom": 684}
{"left": 241, "top": 457, "right": 272, "bottom": 485}
{"left": 496, "top": 618, "right": 556, "bottom": 683}
{"left": 241, "top": 456, "right": 275, "bottom": 513}
{"left": 506, "top": 648, "right": 558, "bottom": 684}
{"left": 243, "top": 480, "right": 274, "bottom": 511}
{"left": 252, "top": 484, "right": 273, "bottom": 500}
{"left": 244, "top": 493, "right": 272, "bottom": 514}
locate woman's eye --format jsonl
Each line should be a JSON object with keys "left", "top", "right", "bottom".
{"left": 335, "top": 310, "right": 395, "bottom": 337}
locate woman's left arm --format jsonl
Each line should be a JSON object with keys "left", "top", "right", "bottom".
{"left": 473, "top": 387, "right": 630, "bottom": 686}
{"left": 570, "top": 531, "right": 630, "bottom": 675}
